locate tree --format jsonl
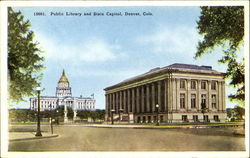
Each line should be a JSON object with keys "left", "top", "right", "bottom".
{"left": 9, "top": 109, "right": 36, "bottom": 122}
{"left": 233, "top": 105, "right": 245, "bottom": 120}
{"left": 8, "top": 7, "right": 44, "bottom": 102}
{"left": 54, "top": 106, "right": 74, "bottom": 119}
{"left": 195, "top": 6, "right": 245, "bottom": 103}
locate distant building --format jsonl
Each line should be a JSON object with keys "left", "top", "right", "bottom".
{"left": 30, "top": 70, "right": 95, "bottom": 111}
{"left": 104, "top": 63, "right": 227, "bottom": 123}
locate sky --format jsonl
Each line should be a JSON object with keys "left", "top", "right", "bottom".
{"left": 11, "top": 6, "right": 243, "bottom": 109}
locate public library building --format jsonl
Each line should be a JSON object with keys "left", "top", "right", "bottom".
{"left": 104, "top": 63, "right": 227, "bottom": 123}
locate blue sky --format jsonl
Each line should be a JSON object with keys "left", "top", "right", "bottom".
{"left": 12, "top": 6, "right": 242, "bottom": 109}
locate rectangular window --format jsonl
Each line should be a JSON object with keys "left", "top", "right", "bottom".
{"left": 212, "top": 94, "right": 217, "bottom": 108}
{"left": 180, "top": 93, "right": 185, "bottom": 108}
{"left": 191, "top": 94, "right": 196, "bottom": 108}
{"left": 204, "top": 115, "right": 209, "bottom": 122}
{"left": 182, "top": 115, "right": 188, "bottom": 122}
{"left": 214, "top": 115, "right": 219, "bottom": 122}
{"left": 160, "top": 115, "right": 164, "bottom": 122}
{"left": 191, "top": 80, "right": 196, "bottom": 89}
{"left": 143, "top": 116, "right": 146, "bottom": 123}
{"left": 211, "top": 81, "right": 216, "bottom": 90}
{"left": 153, "top": 116, "right": 157, "bottom": 122}
{"left": 137, "top": 116, "right": 141, "bottom": 123}
{"left": 201, "top": 94, "right": 206, "bottom": 108}
{"left": 180, "top": 80, "right": 185, "bottom": 89}
{"left": 148, "top": 116, "right": 151, "bottom": 123}
{"left": 193, "top": 115, "right": 198, "bottom": 122}
{"left": 201, "top": 81, "right": 206, "bottom": 89}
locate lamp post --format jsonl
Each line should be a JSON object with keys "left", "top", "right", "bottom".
{"left": 156, "top": 104, "right": 159, "bottom": 126}
{"left": 35, "top": 87, "right": 42, "bottom": 136}
{"left": 119, "top": 109, "right": 123, "bottom": 122}
{"left": 49, "top": 104, "right": 53, "bottom": 134}
{"left": 201, "top": 102, "right": 208, "bottom": 123}
{"left": 56, "top": 110, "right": 59, "bottom": 125}
{"left": 111, "top": 109, "right": 115, "bottom": 125}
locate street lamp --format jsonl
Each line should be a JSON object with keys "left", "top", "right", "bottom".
{"left": 201, "top": 102, "right": 208, "bottom": 123}
{"left": 35, "top": 86, "right": 42, "bottom": 136}
{"left": 49, "top": 104, "right": 53, "bottom": 134}
{"left": 156, "top": 104, "right": 159, "bottom": 126}
{"left": 56, "top": 110, "right": 59, "bottom": 125}
{"left": 119, "top": 109, "right": 123, "bottom": 122}
{"left": 111, "top": 109, "right": 115, "bottom": 125}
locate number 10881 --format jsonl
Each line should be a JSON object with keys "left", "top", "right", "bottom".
{"left": 34, "top": 12, "right": 45, "bottom": 16}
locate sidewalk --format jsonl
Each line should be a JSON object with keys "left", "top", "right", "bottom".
{"left": 64, "top": 122, "right": 244, "bottom": 129}
{"left": 9, "top": 132, "right": 59, "bottom": 142}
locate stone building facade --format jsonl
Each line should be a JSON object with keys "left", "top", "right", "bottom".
{"left": 104, "top": 63, "right": 227, "bottom": 123}
{"left": 30, "top": 70, "right": 95, "bottom": 112}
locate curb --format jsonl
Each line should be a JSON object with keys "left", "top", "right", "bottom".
{"left": 9, "top": 134, "right": 59, "bottom": 142}
{"left": 82, "top": 124, "right": 244, "bottom": 129}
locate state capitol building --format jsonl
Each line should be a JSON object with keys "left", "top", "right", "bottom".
{"left": 104, "top": 63, "right": 227, "bottom": 123}
{"left": 30, "top": 70, "right": 95, "bottom": 111}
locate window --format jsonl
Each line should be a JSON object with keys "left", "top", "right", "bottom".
{"left": 153, "top": 116, "right": 157, "bottom": 122}
{"left": 201, "top": 94, "right": 206, "bottom": 108}
{"left": 191, "top": 80, "right": 196, "bottom": 89}
{"left": 211, "top": 81, "right": 216, "bottom": 90}
{"left": 204, "top": 115, "right": 209, "bottom": 122}
{"left": 212, "top": 95, "right": 217, "bottom": 108}
{"left": 191, "top": 94, "right": 196, "bottom": 108}
{"left": 180, "top": 80, "right": 185, "bottom": 89}
{"left": 137, "top": 117, "right": 141, "bottom": 123}
{"left": 201, "top": 81, "right": 206, "bottom": 89}
{"left": 160, "top": 115, "right": 164, "bottom": 122}
{"left": 148, "top": 116, "right": 151, "bottom": 123}
{"left": 193, "top": 115, "right": 198, "bottom": 122}
{"left": 214, "top": 115, "right": 220, "bottom": 122}
{"left": 182, "top": 115, "right": 188, "bottom": 122}
{"left": 180, "top": 93, "right": 185, "bottom": 108}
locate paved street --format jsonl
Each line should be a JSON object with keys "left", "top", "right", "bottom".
{"left": 9, "top": 125, "right": 245, "bottom": 151}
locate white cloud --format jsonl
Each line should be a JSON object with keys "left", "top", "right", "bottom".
{"left": 35, "top": 33, "right": 121, "bottom": 64}
{"left": 136, "top": 26, "right": 200, "bottom": 55}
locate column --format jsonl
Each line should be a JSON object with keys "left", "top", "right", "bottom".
{"left": 113, "top": 93, "right": 115, "bottom": 113}
{"left": 187, "top": 79, "right": 190, "bottom": 111}
{"left": 164, "top": 79, "right": 168, "bottom": 113}
{"left": 177, "top": 79, "right": 181, "bottom": 111}
{"left": 115, "top": 92, "right": 117, "bottom": 113}
{"left": 123, "top": 90, "right": 126, "bottom": 113}
{"left": 127, "top": 89, "right": 131, "bottom": 113}
{"left": 172, "top": 78, "right": 176, "bottom": 111}
{"left": 208, "top": 81, "right": 211, "bottom": 111}
{"left": 158, "top": 81, "right": 162, "bottom": 111}
{"left": 136, "top": 87, "right": 140, "bottom": 113}
{"left": 146, "top": 84, "right": 150, "bottom": 112}
{"left": 218, "top": 81, "right": 222, "bottom": 111}
{"left": 141, "top": 86, "right": 145, "bottom": 113}
{"left": 132, "top": 88, "right": 135, "bottom": 113}
{"left": 120, "top": 91, "right": 123, "bottom": 111}
{"left": 222, "top": 81, "right": 226, "bottom": 112}
{"left": 152, "top": 83, "right": 155, "bottom": 112}
{"left": 197, "top": 80, "right": 201, "bottom": 111}
{"left": 105, "top": 94, "right": 108, "bottom": 117}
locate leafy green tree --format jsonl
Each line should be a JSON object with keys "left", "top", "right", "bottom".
{"left": 54, "top": 106, "right": 74, "bottom": 119}
{"left": 9, "top": 109, "right": 36, "bottom": 122}
{"left": 77, "top": 110, "right": 90, "bottom": 119}
{"left": 8, "top": 7, "right": 44, "bottom": 102}
{"left": 195, "top": 6, "right": 244, "bottom": 103}
{"left": 76, "top": 109, "right": 105, "bottom": 122}
{"left": 234, "top": 105, "right": 245, "bottom": 120}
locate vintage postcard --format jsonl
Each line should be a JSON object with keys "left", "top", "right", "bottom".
{"left": 0, "top": 1, "right": 249, "bottom": 158}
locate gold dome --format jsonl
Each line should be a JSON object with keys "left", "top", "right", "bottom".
{"left": 58, "top": 69, "right": 69, "bottom": 84}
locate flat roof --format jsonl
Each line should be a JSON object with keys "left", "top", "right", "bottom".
{"left": 104, "top": 63, "right": 225, "bottom": 91}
